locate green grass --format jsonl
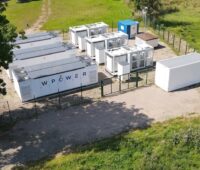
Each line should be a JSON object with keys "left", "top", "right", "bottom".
{"left": 4, "top": 0, "right": 43, "bottom": 31}
{"left": 160, "top": 0, "right": 200, "bottom": 51}
{"left": 27, "top": 116, "right": 200, "bottom": 170}
{"left": 42, "top": 0, "right": 132, "bottom": 31}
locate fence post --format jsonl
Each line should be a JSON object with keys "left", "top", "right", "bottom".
{"left": 185, "top": 44, "right": 188, "bottom": 54}
{"left": 6, "top": 101, "right": 12, "bottom": 121}
{"left": 100, "top": 80, "right": 104, "bottom": 97}
{"left": 110, "top": 78, "right": 112, "bottom": 94}
{"left": 128, "top": 73, "right": 130, "bottom": 89}
{"left": 159, "top": 25, "right": 161, "bottom": 35}
{"left": 163, "top": 29, "right": 165, "bottom": 40}
{"left": 34, "top": 96, "right": 37, "bottom": 116}
{"left": 173, "top": 34, "right": 175, "bottom": 48}
{"left": 112, "top": 21, "right": 114, "bottom": 32}
{"left": 167, "top": 31, "right": 170, "bottom": 42}
{"left": 136, "top": 72, "right": 139, "bottom": 88}
{"left": 178, "top": 38, "right": 182, "bottom": 52}
{"left": 119, "top": 76, "right": 121, "bottom": 92}
{"left": 81, "top": 85, "right": 83, "bottom": 100}
{"left": 58, "top": 89, "right": 61, "bottom": 109}
{"left": 146, "top": 71, "right": 148, "bottom": 85}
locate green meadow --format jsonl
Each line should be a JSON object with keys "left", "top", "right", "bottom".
{"left": 42, "top": 0, "right": 132, "bottom": 30}
{"left": 28, "top": 116, "right": 200, "bottom": 170}
{"left": 160, "top": 0, "right": 200, "bottom": 50}
{"left": 4, "top": 0, "right": 42, "bottom": 31}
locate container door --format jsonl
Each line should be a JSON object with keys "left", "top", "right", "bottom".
{"left": 130, "top": 53, "right": 138, "bottom": 71}
{"left": 86, "top": 41, "right": 92, "bottom": 57}
{"left": 138, "top": 52, "right": 146, "bottom": 69}
{"left": 106, "top": 55, "right": 113, "bottom": 72}
{"left": 114, "top": 55, "right": 127, "bottom": 72}
{"left": 93, "top": 41, "right": 105, "bottom": 57}
{"left": 130, "top": 25, "right": 137, "bottom": 38}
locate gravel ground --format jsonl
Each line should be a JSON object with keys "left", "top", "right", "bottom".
{"left": 0, "top": 85, "right": 200, "bottom": 168}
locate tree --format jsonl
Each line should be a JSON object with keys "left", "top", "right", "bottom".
{"left": 133, "top": 0, "right": 162, "bottom": 22}
{"left": 0, "top": 2, "right": 18, "bottom": 95}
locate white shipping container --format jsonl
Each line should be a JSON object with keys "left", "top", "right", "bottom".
{"left": 12, "top": 56, "right": 98, "bottom": 102}
{"left": 69, "top": 22, "right": 108, "bottom": 47}
{"left": 85, "top": 31, "right": 128, "bottom": 60}
{"left": 69, "top": 25, "right": 88, "bottom": 46}
{"left": 105, "top": 45, "right": 154, "bottom": 75}
{"left": 155, "top": 53, "right": 200, "bottom": 92}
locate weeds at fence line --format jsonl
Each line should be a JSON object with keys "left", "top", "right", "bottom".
{"left": 148, "top": 21, "right": 199, "bottom": 55}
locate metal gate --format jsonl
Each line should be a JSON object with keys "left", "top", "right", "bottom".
{"left": 101, "top": 68, "right": 155, "bottom": 97}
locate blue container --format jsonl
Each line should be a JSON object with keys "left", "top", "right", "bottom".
{"left": 118, "top": 19, "right": 139, "bottom": 39}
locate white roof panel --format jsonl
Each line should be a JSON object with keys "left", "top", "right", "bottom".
{"left": 85, "top": 22, "right": 108, "bottom": 29}
{"left": 13, "top": 43, "right": 75, "bottom": 60}
{"left": 10, "top": 51, "right": 77, "bottom": 69}
{"left": 158, "top": 53, "right": 200, "bottom": 69}
{"left": 15, "top": 32, "right": 58, "bottom": 44}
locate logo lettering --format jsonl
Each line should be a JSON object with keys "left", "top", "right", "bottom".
{"left": 41, "top": 81, "right": 48, "bottom": 86}
{"left": 51, "top": 79, "right": 55, "bottom": 84}
{"left": 65, "top": 75, "right": 71, "bottom": 80}
{"left": 59, "top": 75, "right": 63, "bottom": 82}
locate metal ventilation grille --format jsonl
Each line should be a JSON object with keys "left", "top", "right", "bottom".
{"left": 15, "top": 46, "right": 67, "bottom": 60}
{"left": 14, "top": 42, "right": 63, "bottom": 55}
{"left": 15, "top": 32, "right": 58, "bottom": 45}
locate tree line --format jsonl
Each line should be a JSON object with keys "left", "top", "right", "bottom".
{"left": 132, "top": 0, "right": 162, "bottom": 22}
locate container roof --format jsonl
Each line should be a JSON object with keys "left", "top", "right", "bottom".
{"left": 69, "top": 25, "right": 88, "bottom": 32}
{"left": 158, "top": 53, "right": 200, "bottom": 69}
{"left": 15, "top": 32, "right": 59, "bottom": 45}
{"left": 118, "top": 19, "right": 139, "bottom": 26}
{"left": 10, "top": 50, "right": 76, "bottom": 69}
{"left": 70, "top": 22, "right": 108, "bottom": 32}
{"left": 85, "top": 31, "right": 128, "bottom": 43}
{"left": 13, "top": 42, "right": 76, "bottom": 60}
{"left": 85, "top": 22, "right": 108, "bottom": 29}
{"left": 13, "top": 56, "right": 95, "bottom": 81}
{"left": 106, "top": 45, "right": 153, "bottom": 57}
{"left": 136, "top": 32, "right": 158, "bottom": 41}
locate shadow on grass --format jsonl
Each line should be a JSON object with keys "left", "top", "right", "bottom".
{"left": 160, "top": 7, "right": 180, "bottom": 16}
{"left": 159, "top": 20, "right": 191, "bottom": 28}
{"left": 17, "top": 0, "right": 41, "bottom": 3}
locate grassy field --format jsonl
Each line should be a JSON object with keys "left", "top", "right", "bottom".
{"left": 42, "top": 0, "right": 132, "bottom": 31}
{"left": 4, "top": 0, "right": 43, "bottom": 31}
{"left": 27, "top": 116, "right": 200, "bottom": 170}
{"left": 160, "top": 0, "right": 200, "bottom": 50}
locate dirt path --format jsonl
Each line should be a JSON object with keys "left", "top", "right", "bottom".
{"left": 25, "top": 0, "right": 51, "bottom": 34}
{"left": 0, "top": 85, "right": 200, "bottom": 168}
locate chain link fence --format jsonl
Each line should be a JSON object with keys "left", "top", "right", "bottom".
{"left": 0, "top": 68, "right": 155, "bottom": 125}
{"left": 150, "top": 22, "right": 198, "bottom": 55}
{"left": 101, "top": 68, "right": 155, "bottom": 97}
